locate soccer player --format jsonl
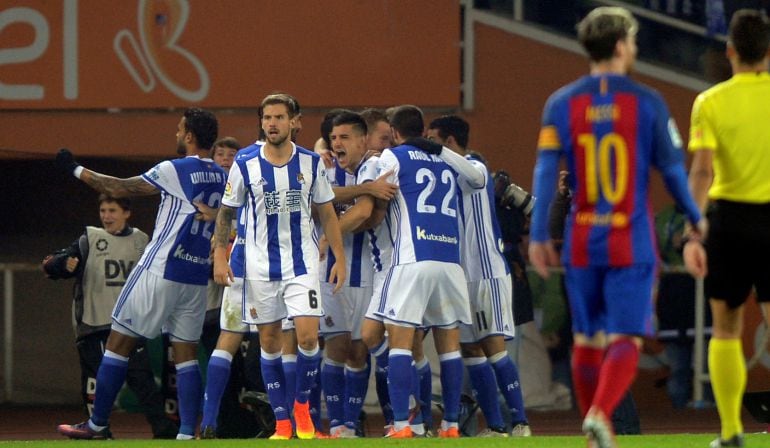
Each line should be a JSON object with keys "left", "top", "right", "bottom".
{"left": 527, "top": 7, "right": 704, "bottom": 448}
{"left": 684, "top": 9, "right": 770, "bottom": 448}
{"left": 198, "top": 137, "right": 263, "bottom": 439}
{"left": 375, "top": 105, "right": 471, "bottom": 439}
{"left": 427, "top": 115, "right": 531, "bottom": 437}
{"left": 360, "top": 108, "right": 393, "bottom": 152}
{"left": 212, "top": 93, "right": 346, "bottom": 440}
{"left": 55, "top": 108, "right": 226, "bottom": 440}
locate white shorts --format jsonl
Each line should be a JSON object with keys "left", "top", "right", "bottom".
{"left": 219, "top": 277, "right": 257, "bottom": 333}
{"left": 364, "top": 269, "right": 388, "bottom": 322}
{"left": 375, "top": 261, "right": 471, "bottom": 328}
{"left": 345, "top": 285, "right": 373, "bottom": 340}
{"left": 319, "top": 282, "right": 352, "bottom": 336}
{"left": 460, "top": 275, "right": 515, "bottom": 343}
{"left": 112, "top": 266, "right": 206, "bottom": 342}
{"left": 242, "top": 273, "right": 323, "bottom": 325}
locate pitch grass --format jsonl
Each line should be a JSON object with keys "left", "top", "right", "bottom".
{"left": 0, "top": 434, "right": 768, "bottom": 448}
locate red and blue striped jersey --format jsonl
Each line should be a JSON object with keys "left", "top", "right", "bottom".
{"left": 530, "top": 74, "right": 701, "bottom": 267}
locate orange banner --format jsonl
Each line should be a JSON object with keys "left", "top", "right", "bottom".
{"left": 0, "top": 0, "right": 460, "bottom": 109}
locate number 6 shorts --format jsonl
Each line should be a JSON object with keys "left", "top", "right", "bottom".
{"left": 242, "top": 273, "right": 323, "bottom": 325}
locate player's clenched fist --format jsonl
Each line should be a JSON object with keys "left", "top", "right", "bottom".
{"left": 55, "top": 148, "right": 80, "bottom": 175}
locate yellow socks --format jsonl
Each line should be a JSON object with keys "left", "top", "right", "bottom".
{"left": 708, "top": 338, "right": 746, "bottom": 440}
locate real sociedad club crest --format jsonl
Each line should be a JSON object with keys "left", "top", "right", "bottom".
{"left": 325, "top": 316, "right": 334, "bottom": 327}
{"left": 296, "top": 173, "right": 305, "bottom": 184}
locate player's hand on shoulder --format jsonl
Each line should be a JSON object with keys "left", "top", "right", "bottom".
{"left": 369, "top": 170, "right": 397, "bottom": 200}
{"left": 55, "top": 148, "right": 80, "bottom": 175}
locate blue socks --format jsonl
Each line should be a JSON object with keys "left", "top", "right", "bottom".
{"left": 282, "top": 354, "right": 297, "bottom": 415}
{"left": 371, "top": 339, "right": 393, "bottom": 424}
{"left": 201, "top": 350, "right": 233, "bottom": 430}
{"left": 90, "top": 350, "right": 129, "bottom": 427}
{"left": 416, "top": 357, "right": 433, "bottom": 427}
{"left": 261, "top": 350, "right": 289, "bottom": 421}
{"left": 466, "top": 357, "right": 505, "bottom": 430}
{"left": 344, "top": 365, "right": 369, "bottom": 428}
{"left": 439, "top": 351, "right": 463, "bottom": 423}
{"left": 176, "top": 360, "right": 202, "bottom": 437}
{"left": 322, "top": 359, "right": 346, "bottom": 429}
{"left": 489, "top": 351, "right": 527, "bottom": 424}
{"left": 388, "top": 349, "right": 413, "bottom": 425}
{"left": 296, "top": 345, "right": 321, "bottom": 404}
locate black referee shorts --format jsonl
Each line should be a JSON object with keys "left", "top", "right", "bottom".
{"left": 706, "top": 199, "right": 770, "bottom": 308}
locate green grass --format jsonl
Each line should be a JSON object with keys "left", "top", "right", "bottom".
{"left": 0, "top": 434, "right": 768, "bottom": 448}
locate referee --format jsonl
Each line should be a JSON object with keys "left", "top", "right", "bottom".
{"left": 684, "top": 9, "right": 770, "bottom": 448}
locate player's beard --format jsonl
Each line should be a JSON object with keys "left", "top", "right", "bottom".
{"left": 176, "top": 139, "right": 187, "bottom": 156}
{"left": 268, "top": 133, "right": 289, "bottom": 147}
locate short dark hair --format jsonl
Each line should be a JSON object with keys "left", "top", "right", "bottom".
{"left": 332, "top": 111, "right": 368, "bottom": 136}
{"left": 184, "top": 108, "right": 218, "bottom": 150}
{"left": 360, "top": 108, "right": 389, "bottom": 130}
{"left": 428, "top": 115, "right": 470, "bottom": 148}
{"left": 213, "top": 136, "right": 240, "bottom": 151}
{"left": 577, "top": 7, "right": 638, "bottom": 62}
{"left": 320, "top": 108, "right": 353, "bottom": 149}
{"left": 260, "top": 93, "right": 301, "bottom": 118}
{"left": 729, "top": 9, "right": 770, "bottom": 65}
{"left": 98, "top": 193, "right": 130, "bottom": 211}
{"left": 389, "top": 105, "right": 424, "bottom": 139}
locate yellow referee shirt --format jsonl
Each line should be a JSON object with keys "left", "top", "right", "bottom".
{"left": 689, "top": 72, "right": 770, "bottom": 203}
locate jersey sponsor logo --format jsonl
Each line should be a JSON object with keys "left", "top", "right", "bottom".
{"left": 172, "top": 245, "right": 210, "bottom": 265}
{"left": 96, "top": 238, "right": 109, "bottom": 251}
{"left": 575, "top": 211, "right": 629, "bottom": 228}
{"left": 255, "top": 177, "right": 268, "bottom": 187}
{"left": 415, "top": 226, "right": 458, "bottom": 244}
{"left": 264, "top": 190, "right": 302, "bottom": 215}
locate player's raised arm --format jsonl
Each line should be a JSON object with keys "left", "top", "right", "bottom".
{"left": 55, "top": 148, "right": 158, "bottom": 197}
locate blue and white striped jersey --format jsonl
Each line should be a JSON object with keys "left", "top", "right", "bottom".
{"left": 222, "top": 143, "right": 334, "bottom": 281}
{"left": 324, "top": 162, "right": 373, "bottom": 287}
{"left": 139, "top": 155, "right": 226, "bottom": 285}
{"left": 378, "top": 144, "right": 461, "bottom": 265}
{"left": 357, "top": 155, "right": 392, "bottom": 273}
{"left": 227, "top": 142, "right": 263, "bottom": 278}
{"left": 456, "top": 157, "right": 510, "bottom": 281}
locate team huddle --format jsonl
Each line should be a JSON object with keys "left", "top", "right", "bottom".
{"left": 49, "top": 5, "right": 770, "bottom": 448}
{"left": 52, "top": 94, "right": 528, "bottom": 440}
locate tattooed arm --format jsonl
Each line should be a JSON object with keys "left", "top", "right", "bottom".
{"left": 79, "top": 171, "right": 158, "bottom": 197}
{"left": 212, "top": 205, "right": 236, "bottom": 285}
